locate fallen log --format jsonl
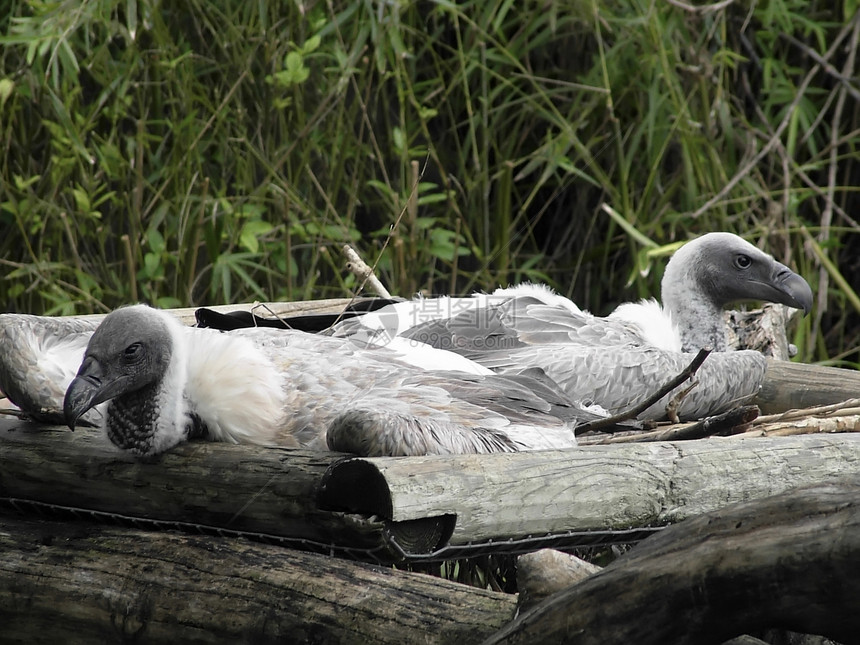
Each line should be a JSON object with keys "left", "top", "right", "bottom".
{"left": 484, "top": 479, "right": 860, "bottom": 645}
{"left": 4, "top": 418, "right": 860, "bottom": 560}
{"left": 0, "top": 419, "right": 412, "bottom": 558}
{"left": 0, "top": 513, "right": 515, "bottom": 645}
{"left": 755, "top": 359, "right": 860, "bottom": 414}
{"left": 320, "top": 433, "right": 860, "bottom": 549}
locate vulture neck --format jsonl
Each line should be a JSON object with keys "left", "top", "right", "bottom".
{"left": 661, "top": 258, "right": 728, "bottom": 353}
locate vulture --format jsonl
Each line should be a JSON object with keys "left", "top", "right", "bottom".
{"left": 0, "top": 314, "right": 103, "bottom": 426}
{"left": 29, "top": 304, "right": 601, "bottom": 458}
{"left": 331, "top": 233, "right": 813, "bottom": 421}
{"left": 607, "top": 232, "right": 812, "bottom": 352}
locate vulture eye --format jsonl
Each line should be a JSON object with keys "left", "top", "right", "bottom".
{"left": 123, "top": 342, "right": 143, "bottom": 359}
{"left": 734, "top": 254, "right": 752, "bottom": 270}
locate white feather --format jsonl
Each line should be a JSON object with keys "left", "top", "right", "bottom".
{"left": 608, "top": 298, "right": 682, "bottom": 353}
{"left": 183, "top": 326, "right": 287, "bottom": 446}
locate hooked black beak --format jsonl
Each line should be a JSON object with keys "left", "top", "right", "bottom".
{"left": 63, "top": 356, "right": 127, "bottom": 430}
{"left": 770, "top": 263, "right": 814, "bottom": 315}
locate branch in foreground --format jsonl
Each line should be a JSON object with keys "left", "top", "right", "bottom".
{"left": 575, "top": 348, "right": 711, "bottom": 435}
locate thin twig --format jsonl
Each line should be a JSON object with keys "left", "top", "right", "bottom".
{"left": 780, "top": 33, "right": 860, "bottom": 103}
{"left": 582, "top": 405, "right": 760, "bottom": 444}
{"left": 575, "top": 348, "right": 711, "bottom": 435}
{"left": 753, "top": 397, "right": 860, "bottom": 425}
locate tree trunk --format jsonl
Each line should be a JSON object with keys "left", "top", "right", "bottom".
{"left": 0, "top": 514, "right": 514, "bottom": 644}
{"left": 484, "top": 479, "right": 860, "bottom": 645}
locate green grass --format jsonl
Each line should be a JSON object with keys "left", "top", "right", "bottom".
{"left": 0, "top": 0, "right": 857, "bottom": 364}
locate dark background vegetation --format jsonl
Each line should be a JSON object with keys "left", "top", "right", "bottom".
{"left": 1, "top": 0, "right": 858, "bottom": 366}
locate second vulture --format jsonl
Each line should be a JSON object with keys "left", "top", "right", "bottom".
{"left": 331, "top": 233, "right": 813, "bottom": 421}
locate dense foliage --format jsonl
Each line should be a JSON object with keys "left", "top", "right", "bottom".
{"left": 1, "top": 0, "right": 857, "bottom": 364}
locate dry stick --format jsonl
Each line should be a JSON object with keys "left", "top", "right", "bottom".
{"left": 342, "top": 245, "right": 392, "bottom": 299}
{"left": 120, "top": 234, "right": 138, "bottom": 303}
{"left": 333, "top": 154, "right": 430, "bottom": 319}
{"left": 781, "top": 32, "right": 860, "bottom": 102}
{"left": 582, "top": 405, "right": 760, "bottom": 445}
{"left": 575, "top": 348, "right": 711, "bottom": 435}
{"left": 753, "top": 397, "right": 860, "bottom": 425}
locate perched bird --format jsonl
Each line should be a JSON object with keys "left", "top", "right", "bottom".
{"left": 331, "top": 233, "right": 813, "bottom": 421}
{"left": 608, "top": 232, "right": 812, "bottom": 352}
{"left": 60, "top": 305, "right": 599, "bottom": 458}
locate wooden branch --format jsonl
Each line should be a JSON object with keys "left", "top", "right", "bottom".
{"left": 741, "top": 414, "right": 860, "bottom": 438}
{"left": 752, "top": 397, "right": 860, "bottom": 425}
{"left": 576, "top": 348, "right": 710, "bottom": 434}
{"left": 484, "top": 479, "right": 860, "bottom": 645}
{"left": 755, "top": 359, "right": 860, "bottom": 414}
{"left": 342, "top": 244, "right": 392, "bottom": 298}
{"left": 0, "top": 514, "right": 515, "bottom": 644}
{"left": 581, "top": 405, "right": 759, "bottom": 444}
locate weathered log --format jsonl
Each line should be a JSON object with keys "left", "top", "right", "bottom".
{"left": 320, "top": 434, "right": 860, "bottom": 548}
{"left": 0, "top": 513, "right": 515, "bottom": 644}
{"left": 48, "top": 298, "right": 364, "bottom": 326}
{"left": 0, "top": 418, "right": 438, "bottom": 558}
{"left": 4, "top": 418, "right": 860, "bottom": 559}
{"left": 756, "top": 359, "right": 860, "bottom": 414}
{"left": 484, "top": 479, "right": 860, "bottom": 645}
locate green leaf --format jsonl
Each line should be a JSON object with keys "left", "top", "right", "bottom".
{"left": 0, "top": 78, "right": 14, "bottom": 110}
{"left": 302, "top": 35, "right": 321, "bottom": 54}
{"left": 71, "top": 187, "right": 90, "bottom": 213}
{"left": 147, "top": 228, "right": 166, "bottom": 254}
{"left": 239, "top": 220, "right": 273, "bottom": 253}
{"left": 143, "top": 252, "right": 160, "bottom": 276}
{"left": 127, "top": 0, "right": 138, "bottom": 40}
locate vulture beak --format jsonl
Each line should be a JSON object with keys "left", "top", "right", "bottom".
{"left": 63, "top": 356, "right": 129, "bottom": 430}
{"left": 769, "top": 262, "right": 814, "bottom": 315}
